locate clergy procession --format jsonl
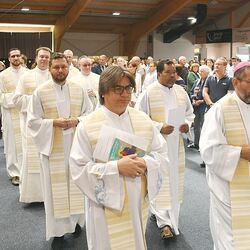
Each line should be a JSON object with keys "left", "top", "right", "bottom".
{"left": 0, "top": 47, "right": 250, "bottom": 250}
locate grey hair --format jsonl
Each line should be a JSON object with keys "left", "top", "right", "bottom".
{"left": 199, "top": 65, "right": 211, "bottom": 74}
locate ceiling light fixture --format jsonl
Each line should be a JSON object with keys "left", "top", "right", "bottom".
{"left": 187, "top": 16, "right": 197, "bottom": 24}
{"left": 112, "top": 12, "right": 120, "bottom": 16}
{"left": 21, "top": 7, "right": 30, "bottom": 11}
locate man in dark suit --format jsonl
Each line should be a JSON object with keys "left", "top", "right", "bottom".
{"left": 91, "top": 54, "right": 107, "bottom": 75}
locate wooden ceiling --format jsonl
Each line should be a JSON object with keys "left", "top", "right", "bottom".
{"left": 0, "top": 0, "right": 248, "bottom": 56}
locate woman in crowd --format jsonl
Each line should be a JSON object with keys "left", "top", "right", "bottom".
{"left": 187, "top": 63, "right": 200, "bottom": 95}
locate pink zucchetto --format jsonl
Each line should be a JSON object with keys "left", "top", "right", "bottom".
{"left": 233, "top": 61, "right": 250, "bottom": 74}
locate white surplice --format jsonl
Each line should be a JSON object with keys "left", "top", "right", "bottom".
{"left": 27, "top": 80, "right": 93, "bottom": 240}
{"left": 71, "top": 71, "right": 100, "bottom": 109}
{"left": 69, "top": 106, "right": 168, "bottom": 250}
{"left": 199, "top": 92, "right": 250, "bottom": 250}
{"left": 135, "top": 82, "right": 194, "bottom": 234}
{"left": 67, "top": 64, "right": 80, "bottom": 80}
{"left": 0, "top": 66, "right": 29, "bottom": 177}
{"left": 13, "top": 67, "right": 51, "bottom": 202}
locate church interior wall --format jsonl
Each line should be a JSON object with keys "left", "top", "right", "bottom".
{"left": 153, "top": 31, "right": 195, "bottom": 61}
{"left": 61, "top": 32, "right": 148, "bottom": 59}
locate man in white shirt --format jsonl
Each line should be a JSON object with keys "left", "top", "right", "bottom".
{"left": 199, "top": 61, "right": 250, "bottom": 250}
{"left": 13, "top": 47, "right": 52, "bottom": 203}
{"left": 27, "top": 53, "right": 92, "bottom": 249}
{"left": 71, "top": 56, "right": 100, "bottom": 109}
{"left": 0, "top": 48, "right": 29, "bottom": 185}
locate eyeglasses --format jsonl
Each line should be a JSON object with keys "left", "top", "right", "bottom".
{"left": 82, "top": 64, "right": 92, "bottom": 67}
{"left": 112, "top": 85, "right": 134, "bottom": 94}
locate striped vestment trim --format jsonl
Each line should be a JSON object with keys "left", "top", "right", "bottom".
{"left": 222, "top": 94, "right": 250, "bottom": 250}
{"left": 84, "top": 107, "right": 152, "bottom": 250}
{"left": 147, "top": 83, "right": 186, "bottom": 207}
{"left": 39, "top": 80, "right": 84, "bottom": 218}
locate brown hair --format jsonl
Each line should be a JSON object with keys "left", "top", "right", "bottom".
{"left": 35, "top": 47, "right": 52, "bottom": 57}
{"left": 99, "top": 66, "right": 135, "bottom": 105}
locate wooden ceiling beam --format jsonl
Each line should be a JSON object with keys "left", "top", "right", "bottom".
{"left": 191, "top": 0, "right": 209, "bottom": 3}
{"left": 236, "top": 11, "right": 250, "bottom": 28}
{"left": 123, "top": 0, "right": 193, "bottom": 57}
{"left": 20, "top": 0, "right": 69, "bottom": 3}
{"left": 89, "top": 1, "right": 159, "bottom": 9}
{"left": 0, "top": 3, "right": 65, "bottom": 11}
{"left": 54, "top": 0, "right": 93, "bottom": 51}
{"left": 83, "top": 8, "right": 146, "bottom": 17}
{"left": 0, "top": 14, "right": 56, "bottom": 24}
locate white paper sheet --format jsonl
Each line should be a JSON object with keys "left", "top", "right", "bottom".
{"left": 167, "top": 106, "right": 185, "bottom": 129}
{"left": 93, "top": 125, "right": 149, "bottom": 162}
{"left": 56, "top": 99, "right": 70, "bottom": 118}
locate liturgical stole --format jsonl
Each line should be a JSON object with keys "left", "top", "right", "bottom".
{"left": 39, "top": 81, "right": 84, "bottom": 218}
{"left": 1, "top": 70, "right": 22, "bottom": 157}
{"left": 147, "top": 83, "right": 186, "bottom": 208}
{"left": 222, "top": 93, "right": 250, "bottom": 250}
{"left": 23, "top": 71, "right": 44, "bottom": 174}
{"left": 84, "top": 107, "right": 153, "bottom": 250}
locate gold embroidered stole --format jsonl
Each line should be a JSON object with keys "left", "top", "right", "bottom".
{"left": 39, "top": 81, "right": 84, "bottom": 218}
{"left": 1, "top": 70, "right": 22, "bottom": 156}
{"left": 23, "top": 71, "right": 41, "bottom": 174}
{"left": 221, "top": 94, "right": 250, "bottom": 250}
{"left": 148, "top": 83, "right": 186, "bottom": 207}
{"left": 84, "top": 107, "right": 153, "bottom": 250}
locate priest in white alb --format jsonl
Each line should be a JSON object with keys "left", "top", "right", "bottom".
{"left": 69, "top": 66, "right": 168, "bottom": 250}
{"left": 71, "top": 55, "right": 100, "bottom": 109}
{"left": 27, "top": 52, "right": 93, "bottom": 249}
{"left": 0, "top": 48, "right": 29, "bottom": 186}
{"left": 199, "top": 61, "right": 250, "bottom": 250}
{"left": 13, "top": 47, "right": 52, "bottom": 203}
{"left": 136, "top": 60, "right": 194, "bottom": 239}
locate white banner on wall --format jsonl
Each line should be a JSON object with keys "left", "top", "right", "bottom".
{"left": 233, "top": 28, "right": 250, "bottom": 43}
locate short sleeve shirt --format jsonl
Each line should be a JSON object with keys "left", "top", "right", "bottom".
{"left": 204, "top": 75, "right": 233, "bottom": 103}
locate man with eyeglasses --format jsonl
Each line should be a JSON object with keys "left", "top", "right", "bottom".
{"left": 70, "top": 65, "right": 168, "bottom": 250}
{"left": 200, "top": 61, "right": 250, "bottom": 250}
{"left": 0, "top": 48, "right": 29, "bottom": 186}
{"left": 136, "top": 60, "right": 194, "bottom": 240}
{"left": 13, "top": 47, "right": 52, "bottom": 203}
{"left": 71, "top": 56, "right": 100, "bottom": 109}
{"left": 27, "top": 52, "right": 92, "bottom": 249}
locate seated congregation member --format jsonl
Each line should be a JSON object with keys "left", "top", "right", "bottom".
{"left": 136, "top": 60, "right": 194, "bottom": 239}
{"left": 70, "top": 66, "right": 168, "bottom": 250}
{"left": 200, "top": 61, "right": 250, "bottom": 250}
{"left": 27, "top": 53, "right": 93, "bottom": 249}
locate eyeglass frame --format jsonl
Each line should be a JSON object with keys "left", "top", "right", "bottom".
{"left": 111, "top": 84, "right": 134, "bottom": 95}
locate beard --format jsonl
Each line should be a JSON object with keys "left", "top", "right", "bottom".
{"left": 11, "top": 60, "right": 21, "bottom": 67}
{"left": 51, "top": 73, "right": 68, "bottom": 84}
